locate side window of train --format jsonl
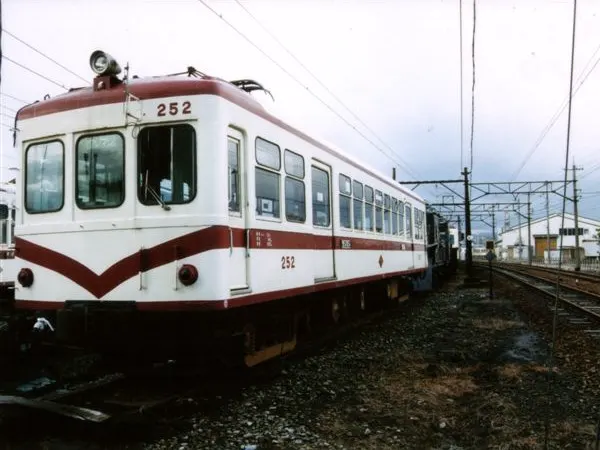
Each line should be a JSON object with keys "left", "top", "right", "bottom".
{"left": 255, "top": 137, "right": 281, "bottom": 219}
{"left": 138, "top": 124, "right": 196, "bottom": 205}
{"left": 76, "top": 132, "right": 125, "bottom": 209}
{"left": 353, "top": 180, "right": 363, "bottom": 230}
{"left": 339, "top": 174, "right": 352, "bottom": 229}
{"left": 392, "top": 198, "right": 398, "bottom": 235}
{"left": 405, "top": 203, "right": 413, "bottom": 239}
{"left": 384, "top": 194, "right": 391, "bottom": 234}
{"left": 228, "top": 137, "right": 241, "bottom": 213}
{"left": 415, "top": 210, "right": 425, "bottom": 239}
{"left": 375, "top": 190, "right": 383, "bottom": 233}
{"left": 398, "top": 200, "right": 405, "bottom": 235}
{"left": 284, "top": 149, "right": 305, "bottom": 223}
{"left": 25, "top": 140, "right": 64, "bottom": 214}
{"left": 414, "top": 209, "right": 425, "bottom": 240}
{"left": 311, "top": 166, "right": 330, "bottom": 227}
{"left": 364, "top": 186, "right": 374, "bottom": 231}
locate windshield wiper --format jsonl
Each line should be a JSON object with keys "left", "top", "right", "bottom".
{"left": 144, "top": 170, "right": 171, "bottom": 211}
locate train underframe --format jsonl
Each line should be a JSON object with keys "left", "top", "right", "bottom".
{"left": 4, "top": 265, "right": 455, "bottom": 366}
{"left": 14, "top": 276, "right": 417, "bottom": 366}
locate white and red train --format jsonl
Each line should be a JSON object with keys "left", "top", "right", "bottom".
{"left": 11, "top": 51, "right": 447, "bottom": 365}
{"left": 0, "top": 186, "right": 17, "bottom": 306}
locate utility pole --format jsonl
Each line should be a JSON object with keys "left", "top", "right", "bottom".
{"left": 546, "top": 182, "right": 551, "bottom": 264}
{"left": 517, "top": 199, "right": 522, "bottom": 262}
{"left": 463, "top": 167, "right": 473, "bottom": 279}
{"left": 491, "top": 205, "right": 496, "bottom": 241}
{"left": 573, "top": 164, "right": 581, "bottom": 271}
{"left": 527, "top": 193, "right": 532, "bottom": 266}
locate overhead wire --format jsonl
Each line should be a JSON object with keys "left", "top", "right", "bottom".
{"left": 545, "top": 1, "right": 578, "bottom": 447}
{"left": 233, "top": 0, "right": 423, "bottom": 183}
{"left": 469, "top": 0, "right": 476, "bottom": 175}
{"left": 3, "top": 29, "right": 90, "bottom": 84}
{"left": 510, "top": 40, "right": 600, "bottom": 180}
{"left": 3, "top": 55, "right": 69, "bottom": 90}
{"left": 196, "top": 0, "right": 422, "bottom": 181}
{"left": 0, "top": 92, "right": 28, "bottom": 104}
{"left": 1, "top": 105, "right": 18, "bottom": 114}
{"left": 459, "top": 0, "right": 465, "bottom": 172}
{"left": 579, "top": 162, "right": 600, "bottom": 180}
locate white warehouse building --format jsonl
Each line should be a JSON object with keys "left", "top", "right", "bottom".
{"left": 497, "top": 212, "right": 600, "bottom": 263}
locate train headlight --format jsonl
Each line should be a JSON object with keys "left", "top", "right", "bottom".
{"left": 89, "top": 50, "right": 122, "bottom": 76}
{"left": 17, "top": 268, "right": 34, "bottom": 288}
{"left": 178, "top": 264, "right": 198, "bottom": 286}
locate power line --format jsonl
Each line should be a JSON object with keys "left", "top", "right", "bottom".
{"left": 459, "top": 0, "right": 464, "bottom": 173}
{"left": 3, "top": 29, "right": 90, "bottom": 84}
{"left": 0, "top": 92, "right": 29, "bottom": 104}
{"left": 1, "top": 105, "right": 17, "bottom": 114}
{"left": 579, "top": 162, "right": 600, "bottom": 180}
{"left": 545, "top": 1, "right": 578, "bottom": 447}
{"left": 469, "top": 0, "right": 477, "bottom": 174}
{"left": 3, "top": 55, "right": 68, "bottom": 90}
{"left": 196, "top": 0, "right": 421, "bottom": 181}
{"left": 510, "top": 40, "right": 600, "bottom": 180}
{"left": 233, "top": 0, "right": 422, "bottom": 182}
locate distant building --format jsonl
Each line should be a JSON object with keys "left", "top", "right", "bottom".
{"left": 496, "top": 212, "right": 600, "bottom": 262}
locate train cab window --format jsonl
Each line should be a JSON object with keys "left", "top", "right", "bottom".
{"left": 312, "top": 166, "right": 330, "bottom": 227}
{"left": 384, "top": 194, "right": 391, "bottom": 234}
{"left": 284, "top": 150, "right": 305, "bottom": 222}
{"left": 76, "top": 133, "right": 124, "bottom": 209}
{"left": 228, "top": 137, "right": 240, "bottom": 213}
{"left": 138, "top": 124, "right": 196, "bottom": 205}
{"left": 392, "top": 198, "right": 398, "bottom": 235}
{"left": 398, "top": 200, "right": 405, "bottom": 235}
{"left": 25, "top": 140, "right": 64, "bottom": 214}
{"left": 405, "top": 203, "right": 413, "bottom": 239}
{"left": 375, "top": 190, "right": 383, "bottom": 233}
{"left": 353, "top": 181, "right": 363, "bottom": 230}
{"left": 364, "top": 186, "right": 374, "bottom": 231}
{"left": 339, "top": 174, "right": 352, "bottom": 229}
{"left": 255, "top": 138, "right": 281, "bottom": 218}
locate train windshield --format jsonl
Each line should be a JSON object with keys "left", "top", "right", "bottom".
{"left": 25, "top": 141, "right": 64, "bottom": 214}
{"left": 76, "top": 133, "right": 125, "bottom": 208}
{"left": 138, "top": 124, "right": 196, "bottom": 206}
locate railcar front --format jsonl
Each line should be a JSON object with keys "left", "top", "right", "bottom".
{"left": 13, "top": 52, "right": 244, "bottom": 351}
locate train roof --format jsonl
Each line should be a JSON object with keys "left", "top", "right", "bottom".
{"left": 16, "top": 72, "right": 424, "bottom": 204}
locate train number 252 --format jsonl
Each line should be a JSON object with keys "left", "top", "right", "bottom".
{"left": 157, "top": 101, "right": 191, "bottom": 116}
{"left": 281, "top": 256, "right": 296, "bottom": 269}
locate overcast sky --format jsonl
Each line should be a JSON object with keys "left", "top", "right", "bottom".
{"left": 1, "top": 0, "right": 599, "bottom": 234}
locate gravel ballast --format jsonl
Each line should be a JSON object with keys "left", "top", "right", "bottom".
{"left": 141, "top": 270, "right": 600, "bottom": 450}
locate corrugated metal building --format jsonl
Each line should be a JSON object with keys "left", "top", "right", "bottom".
{"left": 497, "top": 212, "right": 600, "bottom": 262}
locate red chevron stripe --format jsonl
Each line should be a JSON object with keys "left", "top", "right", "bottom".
{"left": 15, "top": 226, "right": 424, "bottom": 299}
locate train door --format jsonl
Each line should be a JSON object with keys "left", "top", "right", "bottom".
{"left": 228, "top": 129, "right": 250, "bottom": 292}
{"left": 311, "top": 161, "right": 336, "bottom": 282}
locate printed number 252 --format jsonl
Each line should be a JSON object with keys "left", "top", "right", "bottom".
{"left": 281, "top": 256, "right": 295, "bottom": 269}
{"left": 157, "top": 101, "right": 191, "bottom": 116}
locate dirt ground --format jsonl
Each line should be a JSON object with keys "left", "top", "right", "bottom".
{"left": 310, "top": 270, "right": 600, "bottom": 449}
{"left": 4, "top": 267, "right": 600, "bottom": 450}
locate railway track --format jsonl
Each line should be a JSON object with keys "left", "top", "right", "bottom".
{"left": 492, "top": 261, "right": 600, "bottom": 300}
{"left": 482, "top": 262, "right": 600, "bottom": 338}
{"left": 0, "top": 290, "right": 428, "bottom": 435}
